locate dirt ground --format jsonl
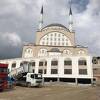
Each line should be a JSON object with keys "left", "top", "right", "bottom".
{"left": 0, "top": 84, "right": 99, "bottom": 100}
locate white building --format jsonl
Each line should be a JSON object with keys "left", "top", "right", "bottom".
{"left": 0, "top": 5, "right": 93, "bottom": 84}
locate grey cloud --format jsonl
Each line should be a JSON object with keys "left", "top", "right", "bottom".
{"left": 0, "top": 32, "right": 22, "bottom": 59}
{"left": 75, "top": 0, "right": 100, "bottom": 56}
{"left": 0, "top": 0, "right": 100, "bottom": 59}
{"left": 71, "top": 0, "right": 89, "bottom": 13}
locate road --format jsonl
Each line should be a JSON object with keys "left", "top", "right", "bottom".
{"left": 0, "top": 85, "right": 99, "bottom": 100}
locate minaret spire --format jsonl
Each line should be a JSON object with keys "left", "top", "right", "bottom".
{"left": 69, "top": 6, "right": 72, "bottom": 15}
{"left": 69, "top": 0, "right": 73, "bottom": 32}
{"left": 39, "top": 5, "right": 44, "bottom": 31}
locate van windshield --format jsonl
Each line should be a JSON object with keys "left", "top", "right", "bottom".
{"left": 0, "top": 79, "right": 3, "bottom": 83}
{"left": 0, "top": 68, "right": 7, "bottom": 73}
{"left": 31, "top": 74, "right": 42, "bottom": 79}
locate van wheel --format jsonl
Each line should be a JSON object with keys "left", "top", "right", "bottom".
{"left": 27, "top": 83, "right": 31, "bottom": 88}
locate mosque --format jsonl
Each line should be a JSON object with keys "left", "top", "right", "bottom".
{"left": 0, "top": 3, "right": 93, "bottom": 84}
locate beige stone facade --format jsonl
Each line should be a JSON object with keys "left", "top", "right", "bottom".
{"left": 22, "top": 24, "right": 88, "bottom": 58}
{"left": 92, "top": 57, "right": 100, "bottom": 84}
{"left": 0, "top": 4, "right": 93, "bottom": 84}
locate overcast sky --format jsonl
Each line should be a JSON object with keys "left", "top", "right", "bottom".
{"left": 0, "top": 0, "right": 100, "bottom": 59}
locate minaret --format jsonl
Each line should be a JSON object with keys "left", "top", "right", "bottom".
{"left": 69, "top": 1, "right": 73, "bottom": 32}
{"left": 39, "top": 5, "right": 43, "bottom": 31}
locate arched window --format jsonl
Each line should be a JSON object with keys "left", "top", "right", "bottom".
{"left": 24, "top": 48, "right": 33, "bottom": 58}
{"left": 64, "top": 58, "right": 72, "bottom": 74}
{"left": 78, "top": 58, "right": 87, "bottom": 75}
{"left": 64, "top": 58, "right": 72, "bottom": 66}
{"left": 78, "top": 58, "right": 87, "bottom": 66}
{"left": 63, "top": 50, "right": 72, "bottom": 55}
{"left": 51, "top": 59, "right": 58, "bottom": 74}
{"left": 38, "top": 49, "right": 47, "bottom": 57}
{"left": 51, "top": 59, "right": 58, "bottom": 66}
{"left": 39, "top": 32, "right": 72, "bottom": 46}
{"left": 78, "top": 50, "right": 85, "bottom": 55}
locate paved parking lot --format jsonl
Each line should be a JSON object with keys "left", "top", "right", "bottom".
{"left": 0, "top": 85, "right": 99, "bottom": 100}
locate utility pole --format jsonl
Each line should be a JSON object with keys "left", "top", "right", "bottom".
{"left": 42, "top": 61, "right": 45, "bottom": 85}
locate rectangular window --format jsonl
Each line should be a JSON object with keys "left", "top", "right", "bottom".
{"left": 38, "top": 69, "right": 47, "bottom": 74}
{"left": 64, "top": 61, "right": 72, "bottom": 66}
{"left": 39, "top": 62, "right": 43, "bottom": 66}
{"left": 79, "top": 69, "right": 87, "bottom": 75}
{"left": 20, "top": 63, "right": 23, "bottom": 66}
{"left": 54, "top": 42, "right": 56, "bottom": 45}
{"left": 58, "top": 34, "right": 60, "bottom": 37}
{"left": 51, "top": 69, "right": 58, "bottom": 74}
{"left": 44, "top": 69, "right": 47, "bottom": 74}
{"left": 79, "top": 60, "right": 87, "bottom": 66}
{"left": 45, "top": 62, "right": 47, "bottom": 66}
{"left": 32, "top": 62, "right": 35, "bottom": 66}
{"left": 38, "top": 69, "right": 43, "bottom": 74}
{"left": 39, "top": 61, "right": 47, "bottom": 66}
{"left": 62, "top": 38, "right": 64, "bottom": 41}
{"left": 33, "top": 69, "right": 35, "bottom": 73}
{"left": 51, "top": 61, "right": 58, "bottom": 66}
{"left": 64, "top": 69, "right": 72, "bottom": 74}
{"left": 42, "top": 42, "right": 44, "bottom": 45}
{"left": 58, "top": 42, "right": 60, "bottom": 45}
{"left": 51, "top": 34, "right": 53, "bottom": 36}
{"left": 12, "top": 63, "right": 16, "bottom": 68}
